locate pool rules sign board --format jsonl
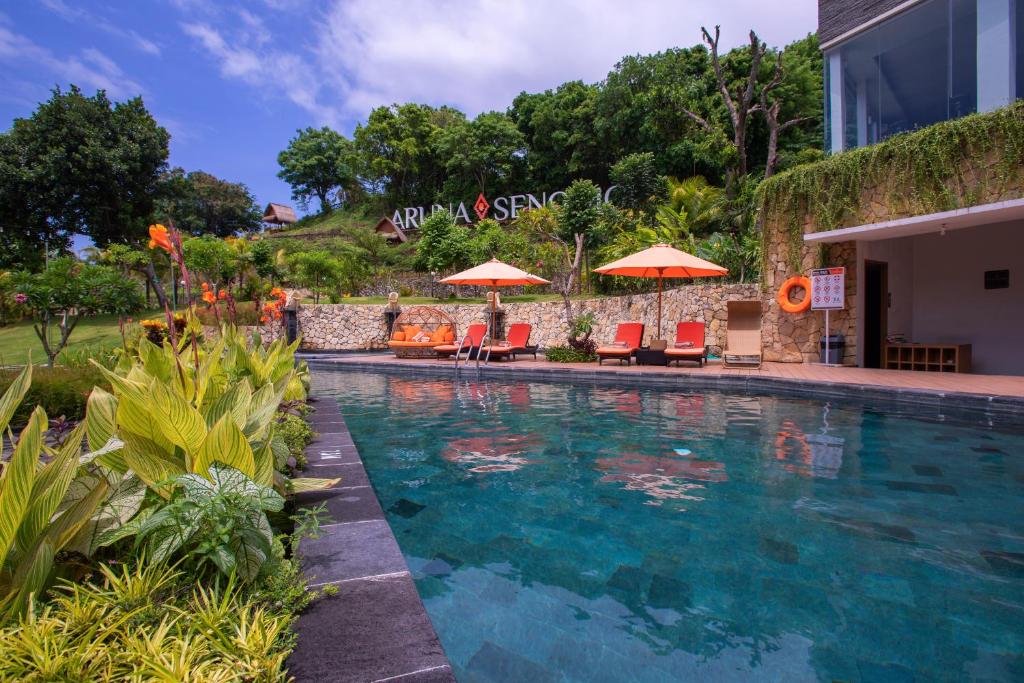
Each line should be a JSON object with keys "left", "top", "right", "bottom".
{"left": 810, "top": 267, "right": 845, "bottom": 310}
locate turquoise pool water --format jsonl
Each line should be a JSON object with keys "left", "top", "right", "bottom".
{"left": 318, "top": 371, "right": 1024, "bottom": 682}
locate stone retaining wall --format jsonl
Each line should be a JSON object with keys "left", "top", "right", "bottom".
{"left": 298, "top": 283, "right": 762, "bottom": 356}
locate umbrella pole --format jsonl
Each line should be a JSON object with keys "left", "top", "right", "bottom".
{"left": 491, "top": 284, "right": 497, "bottom": 340}
{"left": 657, "top": 275, "right": 663, "bottom": 341}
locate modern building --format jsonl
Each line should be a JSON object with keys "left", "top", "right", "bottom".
{"left": 758, "top": 0, "right": 1023, "bottom": 376}
{"left": 822, "top": 0, "right": 1022, "bottom": 152}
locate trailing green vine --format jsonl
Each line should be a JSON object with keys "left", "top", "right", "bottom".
{"left": 758, "top": 101, "right": 1024, "bottom": 274}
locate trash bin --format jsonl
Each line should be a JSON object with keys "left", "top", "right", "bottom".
{"left": 819, "top": 334, "right": 845, "bottom": 365}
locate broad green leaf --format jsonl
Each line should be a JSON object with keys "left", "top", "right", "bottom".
{"left": 230, "top": 525, "right": 271, "bottom": 581}
{"left": 80, "top": 436, "right": 128, "bottom": 472}
{"left": 203, "top": 378, "right": 252, "bottom": 430}
{"left": 3, "top": 539, "right": 53, "bottom": 620}
{"left": 288, "top": 477, "right": 341, "bottom": 494}
{"left": 0, "top": 364, "right": 31, "bottom": 436}
{"left": 152, "top": 382, "right": 207, "bottom": 457}
{"left": 252, "top": 439, "right": 275, "bottom": 487}
{"left": 269, "top": 434, "right": 290, "bottom": 470}
{"left": 92, "top": 505, "right": 154, "bottom": 551}
{"left": 116, "top": 386, "right": 174, "bottom": 456}
{"left": 69, "top": 473, "right": 148, "bottom": 556}
{"left": 138, "top": 338, "right": 174, "bottom": 382}
{"left": 195, "top": 416, "right": 255, "bottom": 479}
{"left": 16, "top": 421, "right": 86, "bottom": 553}
{"left": 175, "top": 472, "right": 216, "bottom": 502}
{"left": 44, "top": 472, "right": 111, "bottom": 550}
{"left": 85, "top": 386, "right": 118, "bottom": 452}
{"left": 90, "top": 361, "right": 149, "bottom": 404}
{"left": 121, "top": 433, "right": 187, "bottom": 496}
{"left": 0, "top": 407, "right": 44, "bottom": 563}
{"left": 243, "top": 382, "right": 286, "bottom": 439}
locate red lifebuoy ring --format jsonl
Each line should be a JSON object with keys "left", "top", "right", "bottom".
{"left": 777, "top": 276, "right": 812, "bottom": 314}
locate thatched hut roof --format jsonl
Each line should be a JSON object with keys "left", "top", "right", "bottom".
{"left": 262, "top": 203, "right": 298, "bottom": 225}
{"left": 374, "top": 217, "right": 408, "bottom": 243}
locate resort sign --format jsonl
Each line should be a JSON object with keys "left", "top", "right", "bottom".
{"left": 390, "top": 186, "right": 619, "bottom": 230}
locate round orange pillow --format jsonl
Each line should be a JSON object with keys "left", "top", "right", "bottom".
{"left": 445, "top": 332, "right": 455, "bottom": 342}
{"left": 392, "top": 330, "right": 406, "bottom": 341}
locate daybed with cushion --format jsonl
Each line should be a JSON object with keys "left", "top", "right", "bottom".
{"left": 434, "top": 323, "right": 486, "bottom": 360}
{"left": 665, "top": 322, "right": 707, "bottom": 367}
{"left": 596, "top": 322, "right": 645, "bottom": 365}
{"left": 387, "top": 306, "right": 457, "bottom": 358}
{"left": 723, "top": 300, "right": 763, "bottom": 368}
{"left": 480, "top": 323, "right": 535, "bottom": 361}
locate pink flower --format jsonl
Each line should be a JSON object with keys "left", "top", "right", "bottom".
{"left": 14, "top": 293, "right": 27, "bottom": 304}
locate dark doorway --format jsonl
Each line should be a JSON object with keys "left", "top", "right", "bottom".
{"left": 864, "top": 261, "right": 888, "bottom": 368}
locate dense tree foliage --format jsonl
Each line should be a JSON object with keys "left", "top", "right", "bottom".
{"left": 277, "top": 127, "right": 358, "bottom": 213}
{"left": 0, "top": 86, "right": 169, "bottom": 253}
{"left": 156, "top": 169, "right": 261, "bottom": 237}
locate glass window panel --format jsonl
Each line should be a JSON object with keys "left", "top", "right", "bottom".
{"left": 950, "top": 0, "right": 978, "bottom": 118}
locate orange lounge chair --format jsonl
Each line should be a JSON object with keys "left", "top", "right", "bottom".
{"left": 434, "top": 323, "right": 487, "bottom": 359}
{"left": 481, "top": 323, "right": 535, "bottom": 361}
{"left": 596, "top": 322, "right": 645, "bottom": 365}
{"left": 665, "top": 322, "right": 707, "bottom": 367}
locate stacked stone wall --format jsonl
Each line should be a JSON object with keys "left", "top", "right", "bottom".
{"left": 297, "top": 283, "right": 762, "bottom": 356}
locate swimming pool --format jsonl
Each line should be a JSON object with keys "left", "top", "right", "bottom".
{"left": 315, "top": 370, "right": 1024, "bottom": 682}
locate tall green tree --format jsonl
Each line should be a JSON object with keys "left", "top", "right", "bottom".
{"left": 511, "top": 81, "right": 604, "bottom": 189}
{"left": 354, "top": 104, "right": 463, "bottom": 207}
{"left": 287, "top": 250, "right": 343, "bottom": 304}
{"left": 277, "top": 127, "right": 357, "bottom": 214}
{"left": 156, "top": 168, "right": 261, "bottom": 237}
{"left": 608, "top": 153, "right": 668, "bottom": 215}
{"left": 434, "top": 111, "right": 527, "bottom": 199}
{"left": 0, "top": 86, "right": 169, "bottom": 251}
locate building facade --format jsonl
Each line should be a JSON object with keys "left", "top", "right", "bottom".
{"left": 822, "top": 0, "right": 1023, "bottom": 152}
{"left": 755, "top": 1, "right": 1023, "bottom": 376}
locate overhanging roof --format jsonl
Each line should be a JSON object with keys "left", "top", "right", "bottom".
{"left": 803, "top": 198, "right": 1024, "bottom": 243}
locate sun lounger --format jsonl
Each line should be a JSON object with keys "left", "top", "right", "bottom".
{"left": 596, "top": 322, "right": 645, "bottom": 365}
{"left": 481, "top": 323, "right": 535, "bottom": 361}
{"left": 723, "top": 301, "right": 762, "bottom": 368}
{"left": 435, "top": 323, "right": 486, "bottom": 359}
{"left": 665, "top": 322, "right": 707, "bottom": 367}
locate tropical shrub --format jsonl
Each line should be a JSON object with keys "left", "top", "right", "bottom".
{"left": 0, "top": 560, "right": 310, "bottom": 681}
{"left": 0, "top": 365, "right": 108, "bottom": 425}
{"left": 114, "top": 464, "right": 285, "bottom": 583}
{"left": 276, "top": 412, "right": 314, "bottom": 471}
{"left": 545, "top": 345, "right": 597, "bottom": 363}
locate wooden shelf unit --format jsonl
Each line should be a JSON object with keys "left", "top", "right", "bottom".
{"left": 884, "top": 343, "right": 972, "bottom": 373}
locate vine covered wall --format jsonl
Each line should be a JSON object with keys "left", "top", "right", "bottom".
{"left": 758, "top": 100, "right": 1024, "bottom": 275}
{"left": 752, "top": 101, "right": 1024, "bottom": 365}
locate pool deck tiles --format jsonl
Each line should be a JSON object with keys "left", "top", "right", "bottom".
{"left": 300, "top": 352, "right": 1024, "bottom": 417}
{"left": 286, "top": 400, "right": 455, "bottom": 683}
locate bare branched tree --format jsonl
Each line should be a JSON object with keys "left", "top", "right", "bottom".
{"left": 759, "top": 53, "right": 811, "bottom": 179}
{"left": 681, "top": 26, "right": 766, "bottom": 184}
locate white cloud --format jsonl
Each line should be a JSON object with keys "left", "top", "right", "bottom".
{"left": 181, "top": 20, "right": 341, "bottom": 126}
{"left": 39, "top": 0, "right": 161, "bottom": 56}
{"left": 176, "top": 0, "right": 816, "bottom": 125}
{"left": 315, "top": 0, "right": 818, "bottom": 117}
{"left": 0, "top": 24, "right": 143, "bottom": 98}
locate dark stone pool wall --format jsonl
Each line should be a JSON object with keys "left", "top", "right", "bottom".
{"left": 285, "top": 400, "right": 456, "bottom": 683}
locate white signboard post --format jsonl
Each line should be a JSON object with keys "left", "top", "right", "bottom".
{"left": 810, "top": 267, "right": 845, "bottom": 365}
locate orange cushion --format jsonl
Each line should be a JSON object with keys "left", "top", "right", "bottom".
{"left": 444, "top": 332, "right": 455, "bottom": 342}
{"left": 403, "top": 325, "right": 421, "bottom": 340}
{"left": 430, "top": 325, "right": 450, "bottom": 343}
{"left": 392, "top": 330, "right": 406, "bottom": 341}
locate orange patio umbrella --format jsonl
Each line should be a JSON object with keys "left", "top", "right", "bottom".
{"left": 594, "top": 243, "right": 727, "bottom": 340}
{"left": 439, "top": 259, "right": 551, "bottom": 338}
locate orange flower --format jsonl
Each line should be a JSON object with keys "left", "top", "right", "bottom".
{"left": 148, "top": 224, "right": 172, "bottom": 253}
{"left": 270, "top": 287, "right": 284, "bottom": 298}
{"left": 260, "top": 315, "right": 269, "bottom": 323}
{"left": 218, "top": 290, "right": 227, "bottom": 300}
{"left": 202, "top": 291, "right": 216, "bottom": 305}
{"left": 201, "top": 282, "right": 210, "bottom": 291}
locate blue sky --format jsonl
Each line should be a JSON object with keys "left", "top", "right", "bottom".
{"left": 1, "top": 0, "right": 817, "bottom": 218}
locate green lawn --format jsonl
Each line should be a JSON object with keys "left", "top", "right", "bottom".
{"left": 0, "top": 309, "right": 164, "bottom": 366}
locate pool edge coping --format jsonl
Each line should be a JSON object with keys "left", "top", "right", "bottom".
{"left": 302, "top": 357, "right": 1024, "bottom": 420}
{"left": 285, "top": 396, "right": 456, "bottom": 683}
